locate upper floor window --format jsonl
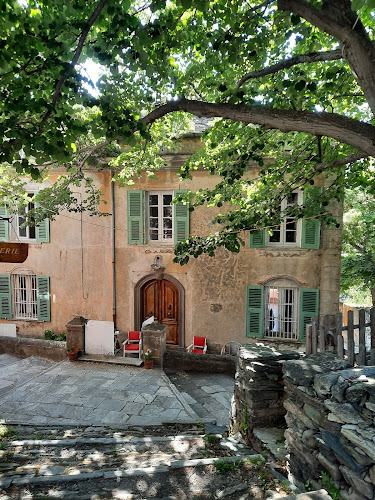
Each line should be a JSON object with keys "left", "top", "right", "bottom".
{"left": 17, "top": 194, "right": 36, "bottom": 241}
{"left": 147, "top": 192, "right": 173, "bottom": 242}
{"left": 249, "top": 188, "right": 321, "bottom": 250}
{"left": 0, "top": 196, "right": 50, "bottom": 244}
{"left": 127, "top": 190, "right": 189, "bottom": 246}
{"left": 268, "top": 191, "right": 302, "bottom": 246}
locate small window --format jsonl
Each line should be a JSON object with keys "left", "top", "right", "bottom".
{"left": 13, "top": 274, "right": 38, "bottom": 320}
{"left": 264, "top": 285, "right": 299, "bottom": 340}
{"left": 16, "top": 194, "right": 36, "bottom": 241}
{"left": 268, "top": 191, "right": 302, "bottom": 246}
{"left": 147, "top": 192, "right": 174, "bottom": 243}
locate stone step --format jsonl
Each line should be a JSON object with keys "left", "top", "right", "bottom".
{"left": 78, "top": 354, "right": 144, "bottom": 366}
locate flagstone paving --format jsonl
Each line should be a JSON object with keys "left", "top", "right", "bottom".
{"left": 0, "top": 355, "right": 234, "bottom": 428}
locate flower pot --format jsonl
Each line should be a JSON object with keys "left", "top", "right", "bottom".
{"left": 67, "top": 348, "right": 79, "bottom": 361}
{"left": 144, "top": 360, "right": 154, "bottom": 369}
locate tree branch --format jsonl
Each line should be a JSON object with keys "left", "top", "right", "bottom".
{"left": 237, "top": 49, "right": 342, "bottom": 88}
{"left": 277, "top": 0, "right": 375, "bottom": 115}
{"left": 38, "top": 0, "right": 109, "bottom": 133}
{"left": 142, "top": 99, "right": 375, "bottom": 156}
{"left": 315, "top": 152, "right": 369, "bottom": 172}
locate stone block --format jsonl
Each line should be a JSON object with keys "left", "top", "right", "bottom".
{"left": 321, "top": 429, "right": 368, "bottom": 473}
{"left": 323, "top": 400, "right": 364, "bottom": 425}
{"left": 340, "top": 465, "right": 374, "bottom": 499}
{"left": 317, "top": 451, "right": 342, "bottom": 481}
{"left": 66, "top": 316, "right": 87, "bottom": 352}
{"left": 284, "top": 399, "right": 317, "bottom": 430}
{"left": 341, "top": 425, "right": 375, "bottom": 461}
{"left": 304, "top": 403, "right": 326, "bottom": 426}
{"left": 283, "top": 353, "right": 350, "bottom": 387}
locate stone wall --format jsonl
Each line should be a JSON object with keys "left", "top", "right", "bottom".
{"left": 163, "top": 350, "right": 236, "bottom": 376}
{"left": 0, "top": 335, "right": 67, "bottom": 361}
{"left": 229, "top": 344, "right": 301, "bottom": 434}
{"left": 283, "top": 353, "right": 375, "bottom": 499}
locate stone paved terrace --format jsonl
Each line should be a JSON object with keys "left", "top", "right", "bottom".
{"left": 0, "top": 355, "right": 234, "bottom": 428}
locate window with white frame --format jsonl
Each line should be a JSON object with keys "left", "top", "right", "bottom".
{"left": 268, "top": 191, "right": 302, "bottom": 245}
{"left": 16, "top": 193, "right": 36, "bottom": 241}
{"left": 13, "top": 274, "right": 38, "bottom": 320}
{"left": 147, "top": 192, "right": 173, "bottom": 242}
{"left": 264, "top": 284, "right": 299, "bottom": 340}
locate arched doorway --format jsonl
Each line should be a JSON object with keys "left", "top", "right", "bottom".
{"left": 135, "top": 274, "right": 185, "bottom": 348}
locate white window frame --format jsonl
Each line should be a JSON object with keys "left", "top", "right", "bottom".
{"left": 264, "top": 281, "right": 299, "bottom": 340}
{"left": 12, "top": 273, "right": 38, "bottom": 320}
{"left": 16, "top": 193, "right": 36, "bottom": 241}
{"left": 267, "top": 190, "right": 302, "bottom": 247}
{"left": 146, "top": 191, "right": 174, "bottom": 243}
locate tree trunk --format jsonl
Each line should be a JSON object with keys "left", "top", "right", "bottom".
{"left": 371, "top": 288, "right": 375, "bottom": 307}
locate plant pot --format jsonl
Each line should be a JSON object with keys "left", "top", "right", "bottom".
{"left": 144, "top": 360, "right": 154, "bottom": 369}
{"left": 67, "top": 348, "right": 79, "bottom": 361}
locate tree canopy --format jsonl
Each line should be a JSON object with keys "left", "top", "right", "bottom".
{"left": 341, "top": 188, "right": 375, "bottom": 306}
{"left": 1, "top": 0, "right": 375, "bottom": 262}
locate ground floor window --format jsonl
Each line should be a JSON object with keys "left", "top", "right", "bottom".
{"left": 13, "top": 274, "right": 38, "bottom": 320}
{"left": 264, "top": 286, "right": 299, "bottom": 340}
{"left": 0, "top": 273, "right": 50, "bottom": 321}
{"left": 246, "top": 281, "right": 319, "bottom": 341}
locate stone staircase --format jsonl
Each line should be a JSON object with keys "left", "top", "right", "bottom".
{"left": 0, "top": 424, "right": 333, "bottom": 500}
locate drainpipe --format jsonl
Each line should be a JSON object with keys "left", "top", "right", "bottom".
{"left": 111, "top": 170, "right": 116, "bottom": 325}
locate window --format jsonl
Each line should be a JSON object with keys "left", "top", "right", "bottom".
{"left": 13, "top": 274, "right": 38, "bottom": 319}
{"left": 0, "top": 274, "right": 50, "bottom": 321}
{"left": 268, "top": 191, "right": 302, "bottom": 246}
{"left": 127, "top": 190, "right": 189, "bottom": 245}
{"left": 0, "top": 198, "right": 50, "bottom": 243}
{"left": 246, "top": 282, "right": 319, "bottom": 341}
{"left": 17, "top": 194, "right": 36, "bottom": 240}
{"left": 249, "top": 188, "right": 321, "bottom": 250}
{"left": 147, "top": 192, "right": 173, "bottom": 242}
{"left": 264, "top": 285, "right": 299, "bottom": 340}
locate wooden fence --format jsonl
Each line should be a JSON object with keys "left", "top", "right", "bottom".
{"left": 305, "top": 307, "right": 375, "bottom": 366}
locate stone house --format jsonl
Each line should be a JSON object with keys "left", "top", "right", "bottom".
{"left": 0, "top": 136, "right": 342, "bottom": 352}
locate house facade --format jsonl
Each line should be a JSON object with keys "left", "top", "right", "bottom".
{"left": 0, "top": 139, "right": 342, "bottom": 352}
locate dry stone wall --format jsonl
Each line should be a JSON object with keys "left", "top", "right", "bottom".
{"left": 283, "top": 352, "right": 375, "bottom": 499}
{"left": 229, "top": 344, "right": 301, "bottom": 434}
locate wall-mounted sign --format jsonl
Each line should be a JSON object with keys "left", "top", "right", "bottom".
{"left": 0, "top": 243, "right": 29, "bottom": 263}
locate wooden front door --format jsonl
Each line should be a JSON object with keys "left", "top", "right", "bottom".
{"left": 141, "top": 279, "right": 179, "bottom": 345}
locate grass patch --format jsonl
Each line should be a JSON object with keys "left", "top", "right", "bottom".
{"left": 214, "top": 459, "right": 243, "bottom": 475}
{"left": 0, "top": 424, "right": 18, "bottom": 441}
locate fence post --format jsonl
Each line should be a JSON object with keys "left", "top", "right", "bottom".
{"left": 319, "top": 323, "right": 325, "bottom": 353}
{"left": 347, "top": 310, "right": 355, "bottom": 366}
{"left": 305, "top": 324, "right": 312, "bottom": 355}
{"left": 371, "top": 307, "right": 375, "bottom": 365}
{"left": 336, "top": 312, "right": 344, "bottom": 359}
{"left": 358, "top": 308, "right": 366, "bottom": 366}
{"left": 311, "top": 316, "right": 318, "bottom": 354}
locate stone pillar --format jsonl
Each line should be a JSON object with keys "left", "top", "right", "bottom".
{"left": 230, "top": 343, "right": 301, "bottom": 438}
{"left": 142, "top": 321, "right": 167, "bottom": 369}
{"left": 66, "top": 316, "right": 87, "bottom": 352}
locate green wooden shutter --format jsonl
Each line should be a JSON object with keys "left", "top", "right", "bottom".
{"left": 37, "top": 276, "right": 50, "bottom": 322}
{"left": 249, "top": 229, "right": 266, "bottom": 248}
{"left": 246, "top": 286, "right": 264, "bottom": 338}
{"left": 36, "top": 219, "right": 50, "bottom": 243}
{"left": 301, "top": 189, "right": 321, "bottom": 249}
{"left": 0, "top": 206, "right": 9, "bottom": 242}
{"left": 174, "top": 190, "right": 189, "bottom": 244}
{"left": 0, "top": 275, "right": 12, "bottom": 319}
{"left": 127, "top": 191, "right": 144, "bottom": 245}
{"left": 299, "top": 288, "right": 319, "bottom": 340}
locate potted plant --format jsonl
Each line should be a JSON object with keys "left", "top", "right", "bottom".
{"left": 144, "top": 349, "right": 154, "bottom": 369}
{"left": 66, "top": 347, "right": 79, "bottom": 361}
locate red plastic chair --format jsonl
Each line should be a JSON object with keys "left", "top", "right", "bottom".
{"left": 187, "top": 336, "right": 207, "bottom": 354}
{"left": 122, "top": 331, "right": 142, "bottom": 358}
